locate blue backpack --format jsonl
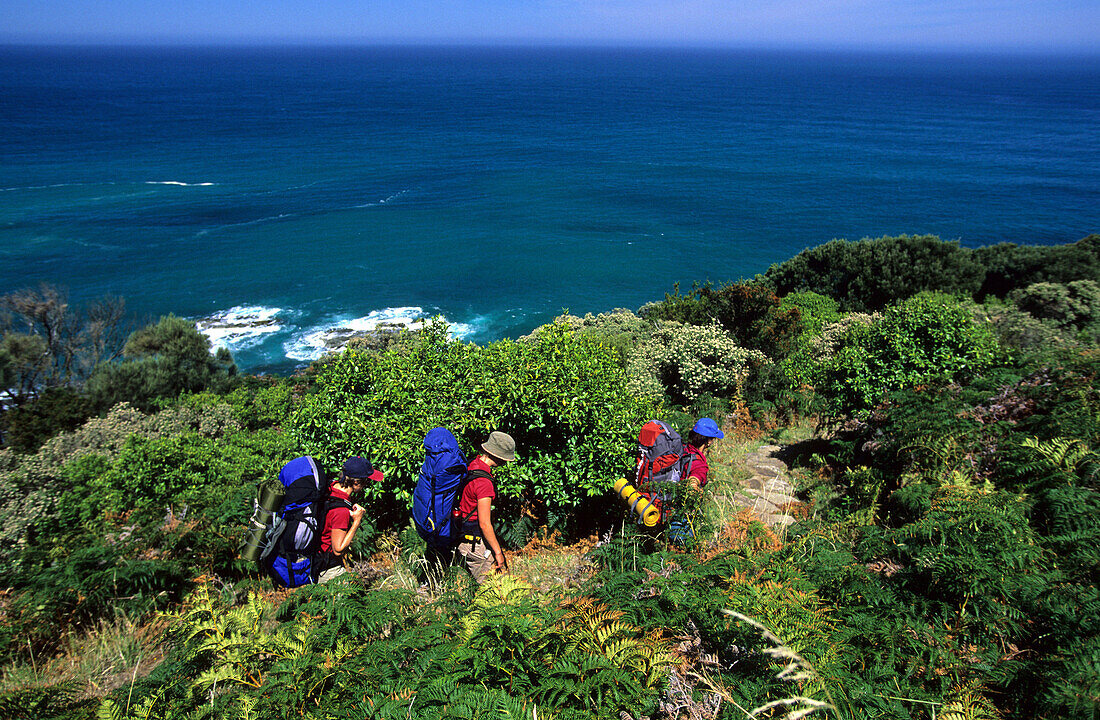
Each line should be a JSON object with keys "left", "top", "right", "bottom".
{"left": 412, "top": 428, "right": 469, "bottom": 549}
{"left": 261, "top": 456, "right": 328, "bottom": 587}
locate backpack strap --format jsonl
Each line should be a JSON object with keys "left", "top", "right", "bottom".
{"left": 455, "top": 468, "right": 492, "bottom": 541}
{"left": 681, "top": 447, "right": 696, "bottom": 481}
{"left": 323, "top": 496, "right": 355, "bottom": 515}
{"left": 312, "top": 495, "right": 357, "bottom": 574}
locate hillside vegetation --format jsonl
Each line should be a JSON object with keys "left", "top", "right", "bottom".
{"left": 2, "top": 234, "right": 1099, "bottom": 719}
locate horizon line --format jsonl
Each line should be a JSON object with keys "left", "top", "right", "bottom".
{"left": 1, "top": 38, "right": 1098, "bottom": 58}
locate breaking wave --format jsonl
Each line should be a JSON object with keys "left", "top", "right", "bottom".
{"left": 196, "top": 305, "right": 484, "bottom": 367}
{"left": 195, "top": 305, "right": 286, "bottom": 352}
{"left": 145, "top": 181, "right": 216, "bottom": 187}
{"left": 283, "top": 307, "right": 431, "bottom": 362}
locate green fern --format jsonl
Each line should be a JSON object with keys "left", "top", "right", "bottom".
{"left": 939, "top": 680, "right": 1001, "bottom": 720}
{"left": 1021, "top": 436, "right": 1100, "bottom": 486}
{"left": 167, "top": 584, "right": 312, "bottom": 696}
{"left": 96, "top": 694, "right": 159, "bottom": 720}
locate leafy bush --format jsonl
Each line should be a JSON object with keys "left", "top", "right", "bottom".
{"left": 975, "top": 299, "right": 1077, "bottom": 352}
{"left": 223, "top": 377, "right": 300, "bottom": 431}
{"left": 641, "top": 281, "right": 802, "bottom": 359}
{"left": 290, "top": 320, "right": 656, "bottom": 536}
{"left": 817, "top": 293, "right": 1001, "bottom": 416}
{"left": 779, "top": 291, "right": 843, "bottom": 336}
{"left": 764, "top": 234, "right": 986, "bottom": 312}
{"left": 625, "top": 321, "right": 768, "bottom": 407}
{"left": 522, "top": 309, "right": 655, "bottom": 365}
{"left": 1010, "top": 280, "right": 1100, "bottom": 340}
{"left": 975, "top": 234, "right": 1100, "bottom": 299}
{"left": 0, "top": 387, "right": 94, "bottom": 454}
{"left": 778, "top": 291, "right": 843, "bottom": 387}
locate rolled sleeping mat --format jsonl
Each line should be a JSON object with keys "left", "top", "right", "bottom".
{"left": 612, "top": 478, "right": 661, "bottom": 527}
{"left": 240, "top": 484, "right": 286, "bottom": 562}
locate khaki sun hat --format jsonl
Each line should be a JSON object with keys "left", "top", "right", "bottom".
{"left": 481, "top": 431, "right": 516, "bottom": 462}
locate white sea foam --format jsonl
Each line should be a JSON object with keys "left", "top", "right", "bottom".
{"left": 195, "top": 213, "right": 296, "bottom": 237}
{"left": 281, "top": 307, "right": 481, "bottom": 362}
{"left": 355, "top": 187, "right": 412, "bottom": 208}
{"left": 199, "top": 304, "right": 483, "bottom": 365}
{"left": 283, "top": 307, "right": 427, "bottom": 362}
{"left": 145, "top": 181, "right": 216, "bottom": 187}
{"left": 196, "top": 306, "right": 286, "bottom": 351}
{"left": 447, "top": 313, "right": 493, "bottom": 339}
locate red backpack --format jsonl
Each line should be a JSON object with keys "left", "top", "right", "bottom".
{"left": 634, "top": 420, "right": 694, "bottom": 520}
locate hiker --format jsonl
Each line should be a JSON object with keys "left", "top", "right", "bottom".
{"left": 454, "top": 431, "right": 516, "bottom": 584}
{"left": 666, "top": 418, "right": 724, "bottom": 543}
{"left": 683, "top": 417, "right": 725, "bottom": 491}
{"left": 315, "top": 456, "right": 383, "bottom": 583}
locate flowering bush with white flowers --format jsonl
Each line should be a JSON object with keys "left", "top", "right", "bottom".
{"left": 627, "top": 321, "right": 767, "bottom": 405}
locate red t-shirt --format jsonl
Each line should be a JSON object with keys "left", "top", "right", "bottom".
{"left": 455, "top": 457, "right": 495, "bottom": 524}
{"left": 319, "top": 486, "right": 352, "bottom": 554}
{"left": 683, "top": 444, "right": 710, "bottom": 487}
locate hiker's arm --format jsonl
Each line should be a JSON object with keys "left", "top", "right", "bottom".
{"left": 477, "top": 497, "right": 507, "bottom": 572}
{"left": 331, "top": 505, "right": 365, "bottom": 554}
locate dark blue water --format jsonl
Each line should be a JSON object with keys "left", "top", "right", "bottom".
{"left": 1, "top": 46, "right": 1098, "bottom": 372}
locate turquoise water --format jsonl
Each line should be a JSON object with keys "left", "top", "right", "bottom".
{"left": 1, "top": 46, "right": 1098, "bottom": 372}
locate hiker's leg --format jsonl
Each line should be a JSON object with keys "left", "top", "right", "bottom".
{"left": 457, "top": 539, "right": 494, "bottom": 584}
{"left": 423, "top": 544, "right": 454, "bottom": 584}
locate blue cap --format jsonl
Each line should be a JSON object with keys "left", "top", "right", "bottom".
{"left": 692, "top": 418, "right": 725, "bottom": 439}
{"left": 343, "top": 456, "right": 384, "bottom": 483}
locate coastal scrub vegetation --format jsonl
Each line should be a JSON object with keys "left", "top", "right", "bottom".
{"left": 1, "top": 233, "right": 1099, "bottom": 719}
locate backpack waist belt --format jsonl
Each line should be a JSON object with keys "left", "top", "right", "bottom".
{"left": 460, "top": 519, "right": 483, "bottom": 544}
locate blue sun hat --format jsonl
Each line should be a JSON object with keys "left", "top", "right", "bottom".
{"left": 692, "top": 417, "right": 725, "bottom": 439}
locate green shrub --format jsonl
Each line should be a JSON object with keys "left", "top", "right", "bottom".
{"left": 522, "top": 309, "right": 655, "bottom": 365}
{"left": 778, "top": 291, "right": 843, "bottom": 387}
{"left": 625, "top": 321, "right": 767, "bottom": 407}
{"left": 641, "top": 280, "right": 802, "bottom": 359}
{"left": 975, "top": 234, "right": 1100, "bottom": 299}
{"left": 817, "top": 293, "right": 1001, "bottom": 417}
{"left": 1010, "top": 280, "right": 1100, "bottom": 340}
{"left": 976, "top": 298, "right": 1076, "bottom": 352}
{"left": 290, "top": 320, "right": 656, "bottom": 536}
{"left": 780, "top": 291, "right": 843, "bottom": 335}
{"left": 0, "top": 387, "right": 95, "bottom": 455}
{"left": 764, "top": 234, "right": 986, "bottom": 312}
{"left": 224, "top": 377, "right": 300, "bottom": 430}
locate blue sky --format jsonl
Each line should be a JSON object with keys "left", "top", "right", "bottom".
{"left": 2, "top": 1, "right": 1097, "bottom": 52}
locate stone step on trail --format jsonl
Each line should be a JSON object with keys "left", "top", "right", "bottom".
{"left": 733, "top": 444, "right": 801, "bottom": 528}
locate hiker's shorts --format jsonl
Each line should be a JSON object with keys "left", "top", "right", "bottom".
{"left": 317, "top": 565, "right": 347, "bottom": 584}
{"left": 457, "top": 538, "right": 495, "bottom": 584}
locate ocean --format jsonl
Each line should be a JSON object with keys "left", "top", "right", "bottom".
{"left": 1, "top": 45, "right": 1098, "bottom": 373}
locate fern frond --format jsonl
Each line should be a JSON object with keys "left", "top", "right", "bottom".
{"left": 1021, "top": 436, "right": 1100, "bottom": 485}
{"left": 97, "top": 698, "right": 124, "bottom": 720}
{"left": 940, "top": 680, "right": 1001, "bottom": 720}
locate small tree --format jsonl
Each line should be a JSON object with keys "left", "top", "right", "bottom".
{"left": 86, "top": 315, "right": 237, "bottom": 411}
